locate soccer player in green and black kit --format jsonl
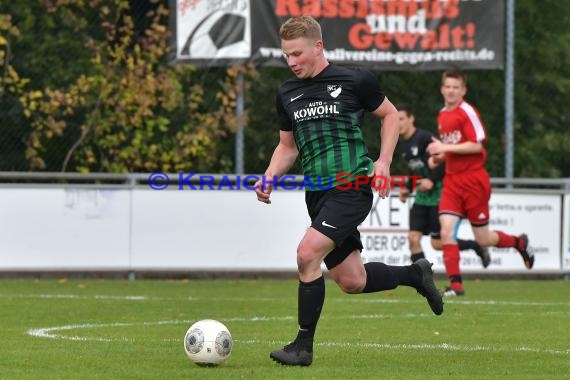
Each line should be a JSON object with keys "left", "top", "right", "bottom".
{"left": 396, "top": 105, "right": 490, "bottom": 269}
{"left": 253, "top": 16, "right": 443, "bottom": 367}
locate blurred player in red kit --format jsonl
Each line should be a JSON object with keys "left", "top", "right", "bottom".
{"left": 427, "top": 70, "right": 535, "bottom": 296}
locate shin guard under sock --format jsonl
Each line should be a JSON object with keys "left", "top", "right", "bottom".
{"left": 362, "top": 262, "right": 420, "bottom": 292}
{"left": 296, "top": 276, "right": 325, "bottom": 347}
{"left": 457, "top": 239, "right": 477, "bottom": 252}
{"left": 496, "top": 230, "right": 516, "bottom": 248}
{"left": 410, "top": 252, "right": 425, "bottom": 262}
{"left": 443, "top": 244, "right": 461, "bottom": 284}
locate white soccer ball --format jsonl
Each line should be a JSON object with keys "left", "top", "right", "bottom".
{"left": 183, "top": 319, "right": 232, "bottom": 366}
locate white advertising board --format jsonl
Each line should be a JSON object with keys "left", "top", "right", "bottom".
{"left": 0, "top": 187, "right": 563, "bottom": 273}
{"left": 563, "top": 194, "right": 570, "bottom": 270}
{"left": 359, "top": 195, "right": 411, "bottom": 266}
{"left": 130, "top": 188, "right": 309, "bottom": 270}
{"left": 360, "top": 192, "right": 562, "bottom": 272}
{"left": 0, "top": 188, "right": 131, "bottom": 270}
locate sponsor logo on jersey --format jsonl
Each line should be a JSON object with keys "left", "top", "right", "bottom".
{"left": 408, "top": 158, "right": 424, "bottom": 171}
{"left": 293, "top": 101, "right": 340, "bottom": 121}
{"left": 440, "top": 130, "right": 462, "bottom": 144}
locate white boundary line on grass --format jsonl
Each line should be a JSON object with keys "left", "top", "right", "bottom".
{"left": 27, "top": 314, "right": 428, "bottom": 341}
{"left": 0, "top": 294, "right": 153, "bottom": 301}
{"left": 4, "top": 293, "right": 570, "bottom": 308}
{"left": 27, "top": 317, "right": 296, "bottom": 342}
{"left": 26, "top": 318, "right": 570, "bottom": 356}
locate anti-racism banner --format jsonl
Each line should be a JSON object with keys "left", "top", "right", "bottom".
{"left": 170, "top": 0, "right": 504, "bottom": 70}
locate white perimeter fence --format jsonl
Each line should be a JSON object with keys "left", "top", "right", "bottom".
{"left": 0, "top": 173, "right": 569, "bottom": 276}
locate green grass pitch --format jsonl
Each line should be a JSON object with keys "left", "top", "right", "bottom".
{"left": 2, "top": 278, "right": 570, "bottom": 379}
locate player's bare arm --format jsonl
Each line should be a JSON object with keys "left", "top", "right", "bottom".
{"left": 427, "top": 137, "right": 482, "bottom": 156}
{"left": 371, "top": 98, "right": 399, "bottom": 199}
{"left": 255, "top": 131, "right": 298, "bottom": 204}
{"left": 417, "top": 178, "right": 434, "bottom": 192}
{"left": 399, "top": 187, "right": 410, "bottom": 203}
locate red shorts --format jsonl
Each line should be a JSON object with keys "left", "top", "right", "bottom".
{"left": 439, "top": 169, "right": 491, "bottom": 226}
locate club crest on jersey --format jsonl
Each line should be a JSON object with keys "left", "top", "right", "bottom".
{"left": 327, "top": 85, "right": 342, "bottom": 98}
{"left": 411, "top": 146, "right": 418, "bottom": 156}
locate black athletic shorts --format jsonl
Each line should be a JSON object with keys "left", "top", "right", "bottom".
{"left": 305, "top": 182, "right": 373, "bottom": 270}
{"left": 409, "top": 203, "right": 441, "bottom": 239}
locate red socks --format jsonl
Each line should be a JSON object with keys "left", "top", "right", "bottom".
{"left": 496, "top": 230, "right": 516, "bottom": 248}
{"left": 443, "top": 244, "right": 463, "bottom": 290}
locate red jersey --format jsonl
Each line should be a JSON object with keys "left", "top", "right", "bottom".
{"left": 437, "top": 100, "right": 487, "bottom": 175}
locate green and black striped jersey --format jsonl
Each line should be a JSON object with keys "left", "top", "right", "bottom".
{"left": 399, "top": 128, "right": 444, "bottom": 206}
{"left": 276, "top": 63, "right": 385, "bottom": 190}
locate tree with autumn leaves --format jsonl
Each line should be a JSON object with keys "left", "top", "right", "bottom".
{"left": 1, "top": 0, "right": 569, "bottom": 177}
{"left": 0, "top": 0, "right": 251, "bottom": 173}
